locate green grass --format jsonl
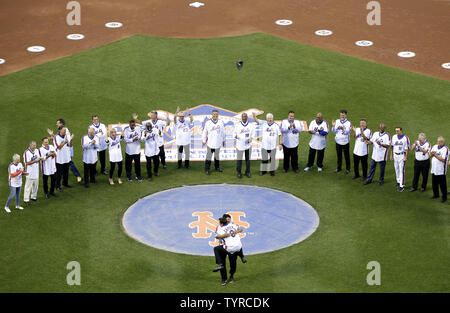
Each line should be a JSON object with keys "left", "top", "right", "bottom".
{"left": 0, "top": 33, "right": 449, "bottom": 292}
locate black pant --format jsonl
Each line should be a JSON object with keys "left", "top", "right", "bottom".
{"left": 336, "top": 143, "right": 350, "bottom": 171}
{"left": 307, "top": 147, "right": 325, "bottom": 168}
{"left": 432, "top": 174, "right": 447, "bottom": 200}
{"left": 367, "top": 159, "right": 386, "bottom": 183}
{"left": 84, "top": 162, "right": 97, "bottom": 186}
{"left": 412, "top": 159, "right": 430, "bottom": 190}
{"left": 145, "top": 155, "right": 160, "bottom": 178}
{"left": 109, "top": 161, "right": 123, "bottom": 178}
{"left": 282, "top": 145, "right": 298, "bottom": 171}
{"left": 42, "top": 174, "right": 55, "bottom": 195}
{"left": 56, "top": 162, "right": 69, "bottom": 188}
{"left": 214, "top": 245, "right": 238, "bottom": 281}
{"left": 125, "top": 153, "right": 142, "bottom": 179}
{"left": 158, "top": 145, "right": 166, "bottom": 166}
{"left": 353, "top": 154, "right": 368, "bottom": 178}
{"left": 98, "top": 150, "right": 106, "bottom": 173}
{"left": 236, "top": 149, "right": 251, "bottom": 174}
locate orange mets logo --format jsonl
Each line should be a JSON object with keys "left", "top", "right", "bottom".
{"left": 188, "top": 211, "right": 250, "bottom": 247}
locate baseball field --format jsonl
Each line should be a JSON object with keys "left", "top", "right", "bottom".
{"left": 0, "top": 33, "right": 449, "bottom": 292}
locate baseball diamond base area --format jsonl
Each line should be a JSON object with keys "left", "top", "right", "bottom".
{"left": 0, "top": 34, "right": 449, "bottom": 292}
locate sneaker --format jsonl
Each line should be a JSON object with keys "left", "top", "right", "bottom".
{"left": 56, "top": 187, "right": 63, "bottom": 192}
{"left": 394, "top": 183, "right": 399, "bottom": 187}
{"left": 227, "top": 276, "right": 234, "bottom": 283}
{"left": 16, "top": 206, "right": 24, "bottom": 210}
{"left": 363, "top": 181, "right": 371, "bottom": 185}
{"left": 334, "top": 169, "right": 342, "bottom": 173}
{"left": 213, "top": 264, "right": 224, "bottom": 272}
{"left": 127, "top": 177, "right": 133, "bottom": 182}
{"left": 241, "top": 257, "right": 247, "bottom": 263}
{"left": 304, "top": 167, "right": 311, "bottom": 172}
{"left": 45, "top": 194, "right": 50, "bottom": 199}
{"left": 420, "top": 188, "right": 425, "bottom": 192}
{"left": 283, "top": 169, "right": 288, "bottom": 173}
{"left": 441, "top": 199, "right": 447, "bottom": 203}
{"left": 345, "top": 170, "right": 350, "bottom": 174}
{"left": 118, "top": 179, "right": 123, "bottom": 185}
{"left": 245, "top": 172, "right": 251, "bottom": 178}
{"left": 102, "top": 171, "right": 108, "bottom": 175}
{"left": 205, "top": 170, "right": 210, "bottom": 175}
{"left": 237, "top": 173, "right": 242, "bottom": 179}
{"left": 294, "top": 169, "right": 299, "bottom": 173}
{"left": 154, "top": 172, "right": 160, "bottom": 177}
{"left": 163, "top": 165, "right": 167, "bottom": 169}
{"left": 221, "top": 280, "right": 227, "bottom": 286}
{"left": 77, "top": 177, "right": 82, "bottom": 183}
{"left": 109, "top": 179, "right": 114, "bottom": 185}
{"left": 24, "top": 201, "right": 30, "bottom": 206}
{"left": 352, "top": 176, "right": 360, "bottom": 180}
{"left": 148, "top": 177, "right": 153, "bottom": 181}
{"left": 317, "top": 167, "right": 323, "bottom": 172}
{"left": 215, "top": 168, "right": 223, "bottom": 172}
{"left": 49, "top": 192, "right": 57, "bottom": 197}
{"left": 4, "top": 207, "right": 11, "bottom": 213}
{"left": 259, "top": 171, "right": 266, "bottom": 176}
{"left": 137, "top": 177, "right": 143, "bottom": 182}
{"left": 398, "top": 187, "right": 404, "bottom": 192}
{"left": 378, "top": 181, "right": 384, "bottom": 186}
{"left": 270, "top": 171, "right": 275, "bottom": 177}
{"left": 361, "top": 177, "right": 367, "bottom": 182}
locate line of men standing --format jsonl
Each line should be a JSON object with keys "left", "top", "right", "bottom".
{"left": 4, "top": 108, "right": 449, "bottom": 213}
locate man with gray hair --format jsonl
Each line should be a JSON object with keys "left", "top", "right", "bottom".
{"left": 23, "top": 141, "right": 43, "bottom": 205}
{"left": 429, "top": 136, "right": 448, "bottom": 203}
{"left": 252, "top": 112, "right": 282, "bottom": 176}
{"left": 410, "top": 133, "right": 431, "bottom": 192}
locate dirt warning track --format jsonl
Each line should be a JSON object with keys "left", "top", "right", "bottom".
{"left": 0, "top": 0, "right": 449, "bottom": 80}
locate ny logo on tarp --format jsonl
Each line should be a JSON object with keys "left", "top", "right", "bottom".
{"left": 188, "top": 211, "right": 249, "bottom": 246}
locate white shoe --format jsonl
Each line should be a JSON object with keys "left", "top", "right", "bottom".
{"left": 304, "top": 167, "right": 311, "bottom": 172}
{"left": 4, "top": 206, "right": 11, "bottom": 213}
{"left": 15, "top": 206, "right": 24, "bottom": 210}
{"left": 318, "top": 167, "right": 323, "bottom": 172}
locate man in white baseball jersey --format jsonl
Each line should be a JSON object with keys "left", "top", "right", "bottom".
{"left": 352, "top": 118, "right": 371, "bottom": 180}
{"left": 52, "top": 126, "right": 74, "bottom": 191}
{"left": 252, "top": 113, "right": 282, "bottom": 176}
{"left": 364, "top": 124, "right": 390, "bottom": 186}
{"left": 105, "top": 128, "right": 123, "bottom": 185}
{"left": 123, "top": 120, "right": 143, "bottom": 182}
{"left": 429, "top": 136, "right": 448, "bottom": 203}
{"left": 213, "top": 217, "right": 244, "bottom": 285}
{"left": 39, "top": 137, "right": 57, "bottom": 198}
{"left": 332, "top": 109, "right": 352, "bottom": 174}
{"left": 281, "top": 111, "right": 302, "bottom": 173}
{"left": 90, "top": 115, "right": 108, "bottom": 175}
{"left": 141, "top": 122, "right": 160, "bottom": 181}
{"left": 304, "top": 113, "right": 329, "bottom": 172}
{"left": 410, "top": 133, "right": 431, "bottom": 192}
{"left": 173, "top": 107, "right": 194, "bottom": 169}
{"left": 23, "top": 141, "right": 42, "bottom": 205}
{"left": 134, "top": 111, "right": 170, "bottom": 170}
{"left": 202, "top": 110, "right": 225, "bottom": 175}
{"left": 390, "top": 127, "right": 410, "bottom": 192}
{"left": 234, "top": 113, "right": 255, "bottom": 178}
{"left": 82, "top": 127, "right": 99, "bottom": 188}
{"left": 5, "top": 154, "right": 27, "bottom": 213}
{"left": 48, "top": 118, "right": 82, "bottom": 183}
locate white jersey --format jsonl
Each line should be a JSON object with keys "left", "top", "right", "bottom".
{"left": 54, "top": 133, "right": 71, "bottom": 164}
{"left": 281, "top": 119, "right": 302, "bottom": 148}
{"left": 39, "top": 145, "right": 57, "bottom": 176}
{"left": 173, "top": 119, "right": 193, "bottom": 146}
{"left": 353, "top": 127, "right": 372, "bottom": 156}
{"left": 308, "top": 119, "right": 329, "bottom": 150}
{"left": 391, "top": 134, "right": 410, "bottom": 155}
{"left": 234, "top": 121, "right": 255, "bottom": 151}
{"left": 89, "top": 122, "right": 107, "bottom": 151}
{"left": 430, "top": 145, "right": 449, "bottom": 176}
{"left": 123, "top": 126, "right": 142, "bottom": 155}
{"left": 202, "top": 119, "right": 225, "bottom": 149}
{"left": 370, "top": 131, "right": 391, "bottom": 162}
{"left": 142, "top": 119, "right": 166, "bottom": 146}
{"left": 332, "top": 119, "right": 352, "bottom": 145}
{"left": 82, "top": 134, "right": 99, "bottom": 164}
{"left": 8, "top": 162, "right": 24, "bottom": 188}
{"left": 23, "top": 148, "right": 40, "bottom": 179}
{"left": 216, "top": 223, "right": 242, "bottom": 254}
{"left": 107, "top": 136, "right": 123, "bottom": 162}
{"left": 260, "top": 121, "right": 281, "bottom": 150}
{"left": 65, "top": 127, "right": 74, "bottom": 158}
{"left": 414, "top": 140, "right": 431, "bottom": 161}
{"left": 141, "top": 128, "right": 160, "bottom": 157}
